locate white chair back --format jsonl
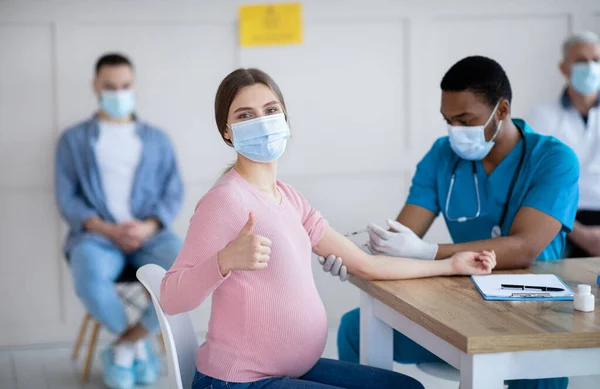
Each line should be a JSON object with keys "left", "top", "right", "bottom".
{"left": 137, "top": 264, "right": 198, "bottom": 389}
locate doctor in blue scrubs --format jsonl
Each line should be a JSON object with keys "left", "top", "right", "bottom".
{"left": 327, "top": 56, "right": 580, "bottom": 389}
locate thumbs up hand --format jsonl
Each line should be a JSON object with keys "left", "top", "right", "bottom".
{"left": 217, "top": 212, "right": 272, "bottom": 276}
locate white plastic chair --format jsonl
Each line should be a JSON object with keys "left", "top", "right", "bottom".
{"left": 137, "top": 264, "right": 198, "bottom": 389}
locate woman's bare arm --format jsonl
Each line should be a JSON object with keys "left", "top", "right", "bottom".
{"left": 313, "top": 227, "right": 495, "bottom": 281}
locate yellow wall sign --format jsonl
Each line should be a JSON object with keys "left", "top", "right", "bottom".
{"left": 239, "top": 3, "right": 303, "bottom": 47}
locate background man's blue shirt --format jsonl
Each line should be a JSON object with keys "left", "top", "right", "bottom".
{"left": 55, "top": 115, "right": 184, "bottom": 255}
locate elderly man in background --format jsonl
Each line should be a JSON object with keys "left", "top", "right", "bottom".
{"left": 529, "top": 31, "right": 600, "bottom": 259}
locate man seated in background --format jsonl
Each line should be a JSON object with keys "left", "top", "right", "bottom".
{"left": 54, "top": 53, "right": 183, "bottom": 389}
{"left": 529, "top": 31, "right": 600, "bottom": 258}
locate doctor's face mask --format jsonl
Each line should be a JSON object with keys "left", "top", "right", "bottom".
{"left": 441, "top": 91, "right": 505, "bottom": 161}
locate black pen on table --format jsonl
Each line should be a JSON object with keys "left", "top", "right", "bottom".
{"left": 501, "top": 284, "right": 565, "bottom": 292}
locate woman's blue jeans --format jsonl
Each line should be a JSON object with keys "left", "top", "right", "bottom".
{"left": 192, "top": 358, "right": 424, "bottom": 389}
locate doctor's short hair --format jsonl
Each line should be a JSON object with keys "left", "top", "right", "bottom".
{"left": 95, "top": 53, "right": 134, "bottom": 75}
{"left": 562, "top": 31, "right": 600, "bottom": 58}
{"left": 440, "top": 55, "right": 512, "bottom": 107}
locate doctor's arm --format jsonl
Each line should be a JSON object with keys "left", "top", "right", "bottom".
{"left": 434, "top": 207, "right": 561, "bottom": 269}
{"left": 438, "top": 144, "right": 579, "bottom": 269}
{"left": 396, "top": 204, "right": 437, "bottom": 238}
{"left": 314, "top": 227, "right": 495, "bottom": 280}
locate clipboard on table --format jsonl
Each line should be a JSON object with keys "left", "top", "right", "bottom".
{"left": 471, "top": 274, "right": 574, "bottom": 301}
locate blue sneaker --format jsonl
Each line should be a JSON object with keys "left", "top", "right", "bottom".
{"left": 101, "top": 347, "right": 135, "bottom": 389}
{"left": 133, "top": 340, "right": 159, "bottom": 385}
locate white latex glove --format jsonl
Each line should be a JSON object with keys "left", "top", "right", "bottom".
{"left": 317, "top": 244, "right": 371, "bottom": 282}
{"left": 368, "top": 220, "right": 438, "bottom": 260}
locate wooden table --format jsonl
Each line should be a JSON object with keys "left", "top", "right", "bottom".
{"left": 352, "top": 258, "right": 600, "bottom": 389}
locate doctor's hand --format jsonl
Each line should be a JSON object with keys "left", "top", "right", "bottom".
{"left": 317, "top": 244, "right": 370, "bottom": 282}
{"left": 368, "top": 220, "right": 438, "bottom": 260}
{"left": 450, "top": 250, "right": 496, "bottom": 276}
{"left": 217, "top": 213, "right": 272, "bottom": 276}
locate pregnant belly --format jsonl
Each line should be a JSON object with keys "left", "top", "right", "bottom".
{"left": 200, "top": 300, "right": 328, "bottom": 382}
{"left": 200, "top": 271, "right": 329, "bottom": 382}
{"left": 227, "top": 291, "right": 328, "bottom": 378}
{"left": 250, "top": 292, "right": 328, "bottom": 378}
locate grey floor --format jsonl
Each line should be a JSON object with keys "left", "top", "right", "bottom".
{"left": 1, "top": 331, "right": 598, "bottom": 389}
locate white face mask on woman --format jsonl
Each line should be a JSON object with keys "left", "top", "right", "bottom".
{"left": 228, "top": 113, "right": 290, "bottom": 163}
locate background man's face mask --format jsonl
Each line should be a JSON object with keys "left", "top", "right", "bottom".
{"left": 229, "top": 113, "right": 290, "bottom": 163}
{"left": 100, "top": 90, "right": 136, "bottom": 119}
{"left": 570, "top": 62, "right": 600, "bottom": 96}
{"left": 447, "top": 102, "right": 502, "bottom": 161}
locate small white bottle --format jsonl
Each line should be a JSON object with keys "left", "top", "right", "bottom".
{"left": 574, "top": 284, "right": 595, "bottom": 312}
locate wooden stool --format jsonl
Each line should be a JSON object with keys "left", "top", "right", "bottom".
{"left": 71, "top": 266, "right": 164, "bottom": 382}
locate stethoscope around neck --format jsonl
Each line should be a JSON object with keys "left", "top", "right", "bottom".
{"left": 444, "top": 126, "right": 526, "bottom": 238}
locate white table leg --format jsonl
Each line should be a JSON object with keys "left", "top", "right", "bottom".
{"left": 460, "top": 353, "right": 504, "bottom": 389}
{"left": 359, "top": 291, "right": 393, "bottom": 370}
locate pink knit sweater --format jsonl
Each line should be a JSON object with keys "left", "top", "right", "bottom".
{"left": 160, "top": 169, "right": 329, "bottom": 382}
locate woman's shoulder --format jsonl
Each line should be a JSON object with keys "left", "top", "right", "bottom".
{"left": 278, "top": 180, "right": 310, "bottom": 209}
{"left": 277, "top": 180, "right": 298, "bottom": 197}
{"left": 195, "top": 178, "right": 247, "bottom": 214}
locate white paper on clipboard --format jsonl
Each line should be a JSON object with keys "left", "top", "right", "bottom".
{"left": 471, "top": 274, "right": 574, "bottom": 301}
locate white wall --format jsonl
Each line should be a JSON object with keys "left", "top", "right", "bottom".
{"left": 0, "top": 0, "right": 599, "bottom": 347}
